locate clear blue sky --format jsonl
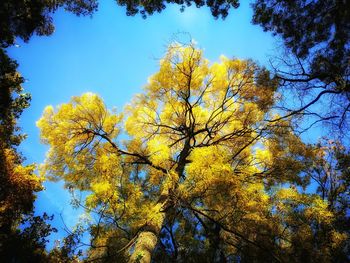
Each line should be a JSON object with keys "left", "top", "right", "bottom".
{"left": 7, "top": 0, "right": 298, "bottom": 248}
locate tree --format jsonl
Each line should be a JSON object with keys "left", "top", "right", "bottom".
{"left": 38, "top": 43, "right": 345, "bottom": 262}
{"left": 0, "top": 0, "right": 98, "bottom": 48}
{"left": 0, "top": 0, "right": 237, "bottom": 41}
{"left": 252, "top": 0, "right": 350, "bottom": 132}
{"left": 0, "top": 212, "right": 58, "bottom": 263}
{"left": 0, "top": 1, "right": 98, "bottom": 260}
{"left": 116, "top": 0, "right": 239, "bottom": 18}
{"left": 0, "top": 47, "right": 59, "bottom": 262}
{"left": 0, "top": 47, "right": 34, "bottom": 242}
{"left": 307, "top": 139, "right": 350, "bottom": 261}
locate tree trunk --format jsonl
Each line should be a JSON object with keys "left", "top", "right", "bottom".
{"left": 129, "top": 153, "right": 184, "bottom": 262}
{"left": 128, "top": 195, "right": 168, "bottom": 263}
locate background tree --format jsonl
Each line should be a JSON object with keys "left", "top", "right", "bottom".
{"left": 116, "top": 0, "right": 239, "bottom": 18}
{"left": 0, "top": 0, "right": 98, "bottom": 48}
{"left": 252, "top": 0, "right": 350, "bottom": 133}
{"left": 38, "top": 43, "right": 345, "bottom": 262}
{"left": 0, "top": 48, "right": 46, "bottom": 260}
{"left": 306, "top": 139, "right": 350, "bottom": 261}
{"left": 0, "top": 0, "right": 98, "bottom": 261}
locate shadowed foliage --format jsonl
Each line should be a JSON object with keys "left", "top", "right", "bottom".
{"left": 252, "top": 0, "right": 350, "bottom": 132}
{"left": 0, "top": 1, "right": 98, "bottom": 261}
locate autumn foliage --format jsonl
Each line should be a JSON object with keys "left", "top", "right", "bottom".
{"left": 37, "top": 43, "right": 348, "bottom": 262}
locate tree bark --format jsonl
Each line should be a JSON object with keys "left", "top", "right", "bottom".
{"left": 129, "top": 140, "right": 187, "bottom": 263}
{"left": 128, "top": 194, "right": 168, "bottom": 263}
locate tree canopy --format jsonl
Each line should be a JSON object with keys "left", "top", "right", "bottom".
{"left": 0, "top": 0, "right": 98, "bottom": 48}
{"left": 252, "top": 0, "right": 350, "bottom": 132}
{"left": 0, "top": 0, "right": 237, "bottom": 47}
{"left": 38, "top": 43, "right": 348, "bottom": 262}
{"left": 117, "top": 0, "right": 239, "bottom": 18}
{"left": 0, "top": 47, "right": 55, "bottom": 262}
{"left": 1, "top": 0, "right": 349, "bottom": 261}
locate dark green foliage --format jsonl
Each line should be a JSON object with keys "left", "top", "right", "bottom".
{"left": 0, "top": 213, "right": 57, "bottom": 263}
{"left": 0, "top": 49, "right": 30, "bottom": 147}
{"left": 0, "top": 0, "right": 238, "bottom": 46}
{"left": 252, "top": 1, "right": 349, "bottom": 60}
{"left": 117, "top": 0, "right": 239, "bottom": 18}
{"left": 252, "top": 0, "right": 350, "bottom": 129}
{"left": 0, "top": 0, "right": 98, "bottom": 48}
{"left": 0, "top": 49, "right": 33, "bottom": 237}
{"left": 0, "top": 1, "right": 97, "bottom": 261}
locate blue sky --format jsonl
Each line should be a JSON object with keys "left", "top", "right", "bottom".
{"left": 7, "top": 0, "right": 297, "bottom": 248}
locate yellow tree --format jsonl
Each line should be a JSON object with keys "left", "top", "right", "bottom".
{"left": 38, "top": 43, "right": 342, "bottom": 262}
